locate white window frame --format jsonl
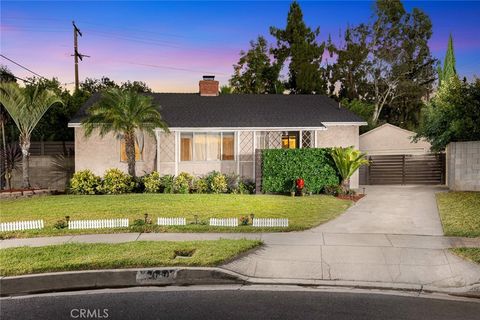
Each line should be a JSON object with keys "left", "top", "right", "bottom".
{"left": 180, "top": 131, "right": 236, "bottom": 162}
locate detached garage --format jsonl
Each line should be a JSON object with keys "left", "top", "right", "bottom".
{"left": 359, "top": 124, "right": 445, "bottom": 185}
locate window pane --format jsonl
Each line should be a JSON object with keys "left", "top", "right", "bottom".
{"left": 206, "top": 133, "right": 221, "bottom": 160}
{"left": 180, "top": 133, "right": 193, "bottom": 161}
{"left": 289, "top": 135, "right": 297, "bottom": 149}
{"left": 222, "top": 133, "right": 234, "bottom": 160}
{"left": 121, "top": 140, "right": 142, "bottom": 161}
{"left": 193, "top": 133, "right": 207, "bottom": 161}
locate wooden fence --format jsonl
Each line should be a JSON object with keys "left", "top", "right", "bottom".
{"left": 0, "top": 220, "right": 44, "bottom": 232}
{"left": 209, "top": 218, "right": 238, "bottom": 227}
{"left": 252, "top": 218, "right": 289, "bottom": 227}
{"left": 157, "top": 217, "right": 186, "bottom": 226}
{"left": 68, "top": 219, "right": 129, "bottom": 229}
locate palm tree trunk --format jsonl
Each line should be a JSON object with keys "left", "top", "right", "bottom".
{"left": 124, "top": 131, "right": 136, "bottom": 177}
{"left": 341, "top": 178, "right": 350, "bottom": 195}
{"left": 19, "top": 134, "right": 31, "bottom": 189}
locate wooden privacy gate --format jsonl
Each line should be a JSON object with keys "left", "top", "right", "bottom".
{"left": 359, "top": 154, "right": 446, "bottom": 185}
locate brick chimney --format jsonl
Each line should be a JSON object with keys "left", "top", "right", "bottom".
{"left": 199, "top": 75, "right": 219, "bottom": 96}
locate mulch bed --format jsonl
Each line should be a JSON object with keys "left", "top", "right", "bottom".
{"left": 336, "top": 194, "right": 366, "bottom": 202}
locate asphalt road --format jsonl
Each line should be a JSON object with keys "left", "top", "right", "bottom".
{"left": 1, "top": 286, "right": 479, "bottom": 320}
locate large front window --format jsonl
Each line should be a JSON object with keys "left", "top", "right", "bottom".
{"left": 180, "top": 132, "right": 235, "bottom": 161}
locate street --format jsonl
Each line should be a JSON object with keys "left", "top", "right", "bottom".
{"left": 1, "top": 286, "right": 479, "bottom": 320}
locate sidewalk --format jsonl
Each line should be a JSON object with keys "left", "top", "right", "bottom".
{"left": 1, "top": 231, "right": 480, "bottom": 292}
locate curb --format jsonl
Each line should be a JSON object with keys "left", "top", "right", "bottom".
{"left": 0, "top": 267, "right": 247, "bottom": 297}
{"left": 1, "top": 267, "right": 479, "bottom": 298}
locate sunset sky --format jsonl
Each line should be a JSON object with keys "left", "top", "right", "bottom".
{"left": 1, "top": 1, "right": 479, "bottom": 92}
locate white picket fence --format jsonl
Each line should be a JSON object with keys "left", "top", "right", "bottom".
{"left": 68, "top": 219, "right": 129, "bottom": 229}
{"left": 0, "top": 220, "right": 44, "bottom": 232}
{"left": 157, "top": 217, "right": 186, "bottom": 226}
{"left": 209, "top": 218, "right": 238, "bottom": 227}
{"left": 253, "top": 218, "right": 289, "bottom": 227}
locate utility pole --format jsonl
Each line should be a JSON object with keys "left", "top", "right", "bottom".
{"left": 72, "top": 21, "right": 89, "bottom": 92}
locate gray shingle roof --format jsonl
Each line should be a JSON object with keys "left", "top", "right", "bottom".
{"left": 69, "top": 93, "right": 365, "bottom": 128}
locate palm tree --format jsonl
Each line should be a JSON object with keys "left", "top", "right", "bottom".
{"left": 82, "top": 88, "right": 169, "bottom": 177}
{"left": 0, "top": 83, "right": 63, "bottom": 188}
{"left": 331, "top": 146, "right": 369, "bottom": 193}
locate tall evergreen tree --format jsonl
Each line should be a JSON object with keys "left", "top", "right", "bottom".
{"left": 438, "top": 34, "right": 457, "bottom": 87}
{"left": 229, "top": 36, "right": 283, "bottom": 94}
{"left": 270, "top": 1, "right": 326, "bottom": 94}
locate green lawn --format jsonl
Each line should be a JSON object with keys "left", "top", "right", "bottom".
{"left": 0, "top": 239, "right": 261, "bottom": 276}
{"left": 0, "top": 194, "right": 351, "bottom": 238}
{"left": 436, "top": 192, "right": 480, "bottom": 237}
{"left": 450, "top": 248, "right": 480, "bottom": 265}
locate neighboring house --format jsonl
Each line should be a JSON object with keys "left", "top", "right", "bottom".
{"left": 68, "top": 76, "right": 366, "bottom": 188}
{"left": 360, "top": 123, "right": 432, "bottom": 156}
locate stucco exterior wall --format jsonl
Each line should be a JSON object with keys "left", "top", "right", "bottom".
{"left": 360, "top": 124, "right": 431, "bottom": 155}
{"left": 74, "top": 127, "right": 156, "bottom": 176}
{"left": 446, "top": 141, "right": 480, "bottom": 191}
{"left": 316, "top": 125, "right": 360, "bottom": 189}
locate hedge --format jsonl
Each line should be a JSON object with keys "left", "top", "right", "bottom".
{"left": 261, "top": 148, "right": 339, "bottom": 193}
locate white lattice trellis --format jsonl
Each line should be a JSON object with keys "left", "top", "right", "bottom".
{"left": 159, "top": 132, "right": 175, "bottom": 162}
{"left": 257, "top": 131, "right": 282, "bottom": 149}
{"left": 239, "top": 132, "right": 254, "bottom": 162}
{"left": 301, "top": 130, "right": 314, "bottom": 148}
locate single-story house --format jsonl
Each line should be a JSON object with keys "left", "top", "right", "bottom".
{"left": 68, "top": 76, "right": 367, "bottom": 188}
{"left": 360, "top": 123, "right": 432, "bottom": 156}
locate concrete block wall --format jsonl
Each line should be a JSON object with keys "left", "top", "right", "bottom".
{"left": 446, "top": 141, "right": 480, "bottom": 191}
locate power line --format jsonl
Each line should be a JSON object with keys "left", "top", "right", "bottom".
{"left": 0, "top": 54, "right": 47, "bottom": 80}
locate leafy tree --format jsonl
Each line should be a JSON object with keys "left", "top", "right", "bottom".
{"left": 120, "top": 80, "right": 152, "bottom": 93}
{"left": 327, "top": 0, "right": 436, "bottom": 129}
{"left": 330, "top": 146, "right": 369, "bottom": 193}
{"left": 0, "top": 65, "right": 16, "bottom": 189}
{"left": 80, "top": 77, "right": 119, "bottom": 95}
{"left": 220, "top": 85, "right": 232, "bottom": 94}
{"left": 270, "top": 1, "right": 326, "bottom": 94}
{"left": 340, "top": 99, "right": 375, "bottom": 133}
{"left": 0, "top": 83, "right": 63, "bottom": 187}
{"left": 415, "top": 78, "right": 480, "bottom": 151}
{"left": 229, "top": 36, "right": 283, "bottom": 94}
{"left": 326, "top": 26, "right": 370, "bottom": 100}
{"left": 437, "top": 34, "right": 457, "bottom": 87}
{"left": 82, "top": 88, "right": 168, "bottom": 177}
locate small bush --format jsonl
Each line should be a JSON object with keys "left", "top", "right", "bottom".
{"left": 225, "top": 173, "right": 240, "bottom": 193}
{"left": 206, "top": 171, "right": 228, "bottom": 194}
{"left": 98, "top": 168, "right": 135, "bottom": 195}
{"left": 174, "top": 172, "right": 194, "bottom": 194}
{"left": 54, "top": 219, "right": 68, "bottom": 229}
{"left": 238, "top": 179, "right": 255, "bottom": 194}
{"left": 323, "top": 185, "right": 342, "bottom": 196}
{"left": 143, "top": 171, "right": 162, "bottom": 193}
{"left": 192, "top": 177, "right": 208, "bottom": 194}
{"left": 69, "top": 170, "right": 101, "bottom": 195}
{"left": 239, "top": 216, "right": 250, "bottom": 226}
{"left": 160, "top": 175, "right": 175, "bottom": 194}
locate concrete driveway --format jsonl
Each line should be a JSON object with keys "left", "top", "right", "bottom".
{"left": 314, "top": 185, "right": 446, "bottom": 235}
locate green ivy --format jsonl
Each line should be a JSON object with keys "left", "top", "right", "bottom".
{"left": 261, "top": 148, "right": 339, "bottom": 193}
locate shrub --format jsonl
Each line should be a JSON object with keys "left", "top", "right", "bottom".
{"left": 69, "top": 170, "right": 101, "bottom": 195}
{"left": 262, "top": 148, "right": 339, "bottom": 193}
{"left": 323, "top": 185, "right": 342, "bottom": 196}
{"left": 98, "top": 168, "right": 135, "bottom": 194}
{"left": 238, "top": 179, "right": 255, "bottom": 194}
{"left": 160, "top": 174, "right": 175, "bottom": 194}
{"left": 174, "top": 172, "right": 194, "bottom": 194}
{"left": 54, "top": 219, "right": 68, "bottom": 229}
{"left": 143, "top": 171, "right": 162, "bottom": 193}
{"left": 239, "top": 216, "right": 250, "bottom": 226}
{"left": 206, "top": 171, "right": 228, "bottom": 194}
{"left": 225, "top": 173, "right": 240, "bottom": 193}
{"left": 192, "top": 177, "right": 208, "bottom": 194}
